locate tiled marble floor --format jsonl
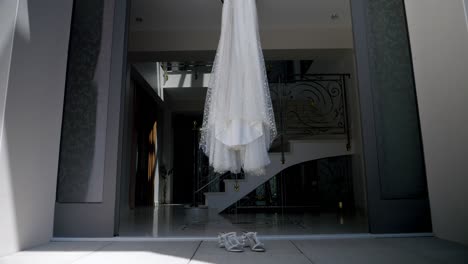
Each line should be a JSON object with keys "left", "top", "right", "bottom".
{"left": 1, "top": 237, "right": 468, "bottom": 264}
{"left": 119, "top": 205, "right": 368, "bottom": 237}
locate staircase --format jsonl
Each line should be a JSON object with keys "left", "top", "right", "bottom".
{"left": 204, "top": 138, "right": 355, "bottom": 213}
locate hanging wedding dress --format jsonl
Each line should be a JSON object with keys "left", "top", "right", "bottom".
{"left": 200, "top": 0, "right": 277, "bottom": 175}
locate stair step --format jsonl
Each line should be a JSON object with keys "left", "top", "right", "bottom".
{"left": 203, "top": 192, "right": 225, "bottom": 196}
{"left": 289, "top": 138, "right": 347, "bottom": 143}
{"left": 224, "top": 179, "right": 248, "bottom": 183}
{"left": 204, "top": 138, "right": 355, "bottom": 213}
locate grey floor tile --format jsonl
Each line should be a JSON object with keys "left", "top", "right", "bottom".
{"left": 74, "top": 252, "right": 191, "bottom": 264}
{"left": 0, "top": 255, "right": 79, "bottom": 264}
{"left": 15, "top": 241, "right": 111, "bottom": 255}
{"left": 292, "top": 239, "right": 441, "bottom": 264}
{"left": 73, "top": 241, "right": 200, "bottom": 264}
{"left": 197, "top": 240, "right": 300, "bottom": 255}
{"left": 374, "top": 237, "right": 468, "bottom": 264}
{"left": 191, "top": 241, "right": 312, "bottom": 264}
{"left": 190, "top": 253, "right": 312, "bottom": 264}
{"left": 0, "top": 242, "right": 111, "bottom": 264}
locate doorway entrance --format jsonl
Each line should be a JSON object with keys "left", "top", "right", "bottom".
{"left": 52, "top": 0, "right": 432, "bottom": 238}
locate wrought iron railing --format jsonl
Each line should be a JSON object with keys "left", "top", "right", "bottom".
{"left": 270, "top": 74, "right": 352, "bottom": 164}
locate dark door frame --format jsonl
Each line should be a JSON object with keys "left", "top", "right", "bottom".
{"left": 113, "top": 0, "right": 432, "bottom": 235}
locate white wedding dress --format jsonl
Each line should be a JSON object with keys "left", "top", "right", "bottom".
{"left": 200, "top": 0, "right": 277, "bottom": 175}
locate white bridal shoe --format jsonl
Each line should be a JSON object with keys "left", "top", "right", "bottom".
{"left": 218, "top": 232, "right": 244, "bottom": 252}
{"left": 240, "top": 232, "right": 265, "bottom": 252}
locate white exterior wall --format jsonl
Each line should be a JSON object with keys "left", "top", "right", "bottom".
{"left": 405, "top": 0, "right": 468, "bottom": 246}
{"left": 0, "top": 0, "right": 73, "bottom": 256}
{"left": 0, "top": 0, "right": 20, "bottom": 256}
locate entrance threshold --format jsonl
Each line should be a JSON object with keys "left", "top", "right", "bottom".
{"left": 52, "top": 233, "right": 434, "bottom": 242}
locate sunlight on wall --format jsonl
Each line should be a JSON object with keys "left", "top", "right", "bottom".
{"left": 15, "top": 0, "right": 30, "bottom": 42}
{"left": 0, "top": 1, "right": 19, "bottom": 56}
{"left": 0, "top": 0, "right": 18, "bottom": 151}
{"left": 0, "top": 0, "right": 22, "bottom": 256}
{"left": 1, "top": 0, "right": 73, "bottom": 256}
{"left": 464, "top": 0, "right": 468, "bottom": 30}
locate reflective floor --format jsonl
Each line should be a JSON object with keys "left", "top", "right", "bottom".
{"left": 119, "top": 205, "right": 368, "bottom": 237}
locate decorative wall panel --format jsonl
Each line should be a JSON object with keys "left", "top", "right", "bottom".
{"left": 57, "top": 0, "right": 114, "bottom": 203}
{"left": 367, "top": 0, "right": 427, "bottom": 199}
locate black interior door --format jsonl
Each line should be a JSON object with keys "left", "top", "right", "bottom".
{"left": 172, "top": 114, "right": 203, "bottom": 204}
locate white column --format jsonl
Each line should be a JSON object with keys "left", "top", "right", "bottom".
{"left": 405, "top": 0, "right": 468, "bottom": 246}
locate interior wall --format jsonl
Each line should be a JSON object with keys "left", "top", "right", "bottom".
{"left": 405, "top": 0, "right": 468, "bottom": 246}
{"left": 0, "top": 0, "right": 73, "bottom": 256}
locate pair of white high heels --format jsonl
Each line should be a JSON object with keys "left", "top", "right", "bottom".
{"left": 218, "top": 232, "right": 265, "bottom": 252}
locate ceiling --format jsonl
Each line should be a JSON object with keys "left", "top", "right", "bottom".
{"left": 130, "top": 0, "right": 352, "bottom": 32}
